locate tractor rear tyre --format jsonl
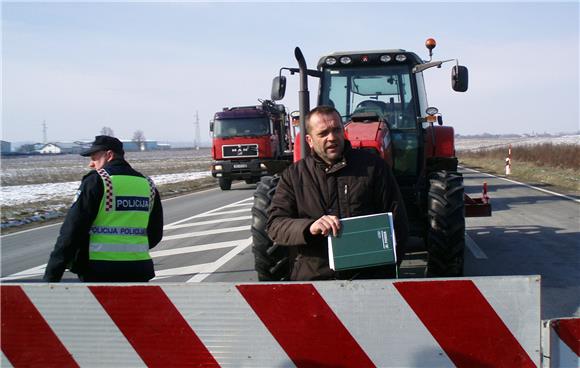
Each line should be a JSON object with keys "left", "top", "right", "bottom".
{"left": 426, "top": 171, "right": 465, "bottom": 277}
{"left": 251, "top": 175, "right": 290, "bottom": 281}
{"left": 218, "top": 177, "right": 232, "bottom": 190}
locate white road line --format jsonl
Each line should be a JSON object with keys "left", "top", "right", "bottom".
{"left": 164, "top": 215, "right": 251, "bottom": 230}
{"left": 225, "top": 202, "right": 254, "bottom": 207}
{"left": 461, "top": 166, "right": 580, "bottom": 203}
{"left": 165, "top": 197, "right": 252, "bottom": 227}
{"left": 465, "top": 232, "right": 488, "bottom": 259}
{"left": 153, "top": 262, "right": 214, "bottom": 278}
{"left": 161, "top": 225, "right": 249, "bottom": 241}
{"left": 192, "top": 208, "right": 251, "bottom": 218}
{"left": 0, "top": 264, "right": 47, "bottom": 281}
{"left": 151, "top": 239, "right": 241, "bottom": 258}
{"left": 0, "top": 222, "right": 62, "bottom": 238}
{"left": 187, "top": 237, "right": 253, "bottom": 283}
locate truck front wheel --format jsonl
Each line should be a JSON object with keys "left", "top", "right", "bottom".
{"left": 251, "top": 176, "right": 290, "bottom": 281}
{"left": 426, "top": 171, "right": 465, "bottom": 277}
{"left": 218, "top": 177, "right": 232, "bottom": 190}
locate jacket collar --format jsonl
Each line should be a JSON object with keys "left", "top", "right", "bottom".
{"left": 311, "top": 140, "right": 352, "bottom": 174}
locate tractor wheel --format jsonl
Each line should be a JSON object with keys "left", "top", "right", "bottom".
{"left": 251, "top": 175, "right": 290, "bottom": 281}
{"left": 426, "top": 171, "right": 465, "bottom": 277}
{"left": 218, "top": 177, "right": 232, "bottom": 190}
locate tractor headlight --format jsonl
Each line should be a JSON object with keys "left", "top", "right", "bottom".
{"left": 339, "top": 56, "right": 352, "bottom": 65}
{"left": 425, "top": 107, "right": 439, "bottom": 116}
{"left": 395, "top": 54, "right": 407, "bottom": 62}
{"left": 325, "top": 57, "right": 337, "bottom": 66}
{"left": 260, "top": 163, "right": 267, "bottom": 169}
{"left": 380, "top": 55, "right": 392, "bottom": 63}
{"left": 214, "top": 165, "right": 223, "bottom": 171}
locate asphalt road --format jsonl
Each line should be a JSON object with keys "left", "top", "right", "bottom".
{"left": 1, "top": 171, "right": 578, "bottom": 319}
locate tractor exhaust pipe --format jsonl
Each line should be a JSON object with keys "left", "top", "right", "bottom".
{"left": 295, "top": 47, "right": 309, "bottom": 160}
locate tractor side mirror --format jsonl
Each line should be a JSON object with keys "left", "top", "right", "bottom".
{"left": 452, "top": 65, "right": 468, "bottom": 92}
{"left": 271, "top": 76, "right": 286, "bottom": 101}
{"left": 209, "top": 121, "right": 214, "bottom": 132}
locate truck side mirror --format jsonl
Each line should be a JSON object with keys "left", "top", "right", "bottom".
{"left": 209, "top": 121, "right": 214, "bottom": 132}
{"left": 452, "top": 65, "right": 468, "bottom": 92}
{"left": 271, "top": 76, "right": 286, "bottom": 101}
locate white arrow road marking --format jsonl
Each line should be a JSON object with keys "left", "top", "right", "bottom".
{"left": 188, "top": 237, "right": 253, "bottom": 283}
{"left": 161, "top": 225, "right": 249, "bottom": 241}
{"left": 192, "top": 208, "right": 252, "bottom": 218}
{"left": 151, "top": 239, "right": 246, "bottom": 258}
{"left": 151, "top": 237, "right": 253, "bottom": 282}
{"left": 164, "top": 215, "right": 251, "bottom": 231}
{"left": 152, "top": 263, "right": 214, "bottom": 279}
{"left": 166, "top": 197, "right": 252, "bottom": 227}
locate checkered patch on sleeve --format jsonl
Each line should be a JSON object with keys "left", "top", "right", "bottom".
{"left": 96, "top": 169, "right": 114, "bottom": 212}
{"left": 145, "top": 176, "right": 156, "bottom": 212}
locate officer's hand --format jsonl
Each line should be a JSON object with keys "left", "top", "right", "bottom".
{"left": 309, "top": 215, "right": 341, "bottom": 237}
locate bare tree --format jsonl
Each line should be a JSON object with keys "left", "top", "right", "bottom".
{"left": 100, "top": 126, "right": 115, "bottom": 136}
{"left": 132, "top": 130, "right": 146, "bottom": 151}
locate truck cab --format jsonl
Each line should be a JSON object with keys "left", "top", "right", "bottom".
{"left": 210, "top": 101, "right": 293, "bottom": 190}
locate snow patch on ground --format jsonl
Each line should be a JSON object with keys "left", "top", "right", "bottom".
{"left": 1, "top": 171, "right": 212, "bottom": 207}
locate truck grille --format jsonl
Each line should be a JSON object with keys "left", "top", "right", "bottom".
{"left": 222, "top": 144, "right": 259, "bottom": 158}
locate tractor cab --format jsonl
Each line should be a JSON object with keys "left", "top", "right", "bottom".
{"left": 317, "top": 50, "right": 426, "bottom": 179}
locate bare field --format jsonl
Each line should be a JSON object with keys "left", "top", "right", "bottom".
{"left": 1, "top": 148, "right": 213, "bottom": 186}
{"left": 1, "top": 149, "right": 216, "bottom": 229}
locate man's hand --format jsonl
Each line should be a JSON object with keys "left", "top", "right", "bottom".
{"left": 309, "top": 215, "right": 341, "bottom": 237}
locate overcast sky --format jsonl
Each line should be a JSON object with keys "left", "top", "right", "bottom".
{"left": 2, "top": 1, "right": 579, "bottom": 144}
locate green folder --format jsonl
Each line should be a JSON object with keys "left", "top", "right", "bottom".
{"left": 328, "top": 212, "right": 397, "bottom": 271}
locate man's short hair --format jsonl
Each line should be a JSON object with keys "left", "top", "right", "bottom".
{"left": 305, "top": 105, "right": 342, "bottom": 134}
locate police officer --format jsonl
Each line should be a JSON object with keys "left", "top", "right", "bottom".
{"left": 43, "top": 135, "right": 163, "bottom": 282}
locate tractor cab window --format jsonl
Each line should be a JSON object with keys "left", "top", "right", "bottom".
{"left": 213, "top": 117, "right": 270, "bottom": 138}
{"left": 321, "top": 65, "right": 419, "bottom": 176}
{"left": 321, "top": 66, "right": 417, "bottom": 130}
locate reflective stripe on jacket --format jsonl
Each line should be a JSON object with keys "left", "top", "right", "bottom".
{"left": 89, "top": 169, "right": 154, "bottom": 261}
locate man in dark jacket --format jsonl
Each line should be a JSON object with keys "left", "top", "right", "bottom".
{"left": 43, "top": 135, "right": 163, "bottom": 282}
{"left": 267, "top": 106, "right": 408, "bottom": 281}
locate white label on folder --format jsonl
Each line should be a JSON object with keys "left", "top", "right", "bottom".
{"left": 378, "top": 230, "right": 389, "bottom": 249}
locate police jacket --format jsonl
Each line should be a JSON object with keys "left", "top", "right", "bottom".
{"left": 267, "top": 140, "right": 409, "bottom": 281}
{"left": 43, "top": 158, "right": 163, "bottom": 282}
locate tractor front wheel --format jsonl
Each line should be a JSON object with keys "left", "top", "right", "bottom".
{"left": 251, "top": 176, "right": 290, "bottom": 281}
{"left": 426, "top": 171, "right": 465, "bottom": 277}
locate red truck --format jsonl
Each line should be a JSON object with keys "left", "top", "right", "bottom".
{"left": 210, "top": 100, "right": 293, "bottom": 190}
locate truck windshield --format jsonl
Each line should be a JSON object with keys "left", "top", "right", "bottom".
{"left": 214, "top": 118, "right": 270, "bottom": 138}
{"left": 320, "top": 65, "right": 417, "bottom": 130}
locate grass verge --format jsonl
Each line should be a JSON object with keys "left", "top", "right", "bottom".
{"left": 458, "top": 156, "right": 579, "bottom": 196}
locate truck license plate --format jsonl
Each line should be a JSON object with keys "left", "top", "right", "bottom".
{"left": 233, "top": 163, "right": 247, "bottom": 169}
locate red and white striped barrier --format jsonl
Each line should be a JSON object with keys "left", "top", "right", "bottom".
{"left": 2, "top": 277, "right": 540, "bottom": 367}
{"left": 542, "top": 317, "right": 580, "bottom": 367}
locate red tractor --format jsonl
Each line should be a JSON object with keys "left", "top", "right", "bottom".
{"left": 252, "top": 39, "right": 491, "bottom": 280}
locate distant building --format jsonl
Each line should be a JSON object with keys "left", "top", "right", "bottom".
{"left": 1, "top": 140, "right": 11, "bottom": 154}
{"left": 39, "top": 142, "right": 84, "bottom": 154}
{"left": 121, "top": 140, "right": 161, "bottom": 152}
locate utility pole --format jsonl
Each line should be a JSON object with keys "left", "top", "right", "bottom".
{"left": 193, "top": 111, "right": 200, "bottom": 150}
{"left": 42, "top": 120, "right": 47, "bottom": 144}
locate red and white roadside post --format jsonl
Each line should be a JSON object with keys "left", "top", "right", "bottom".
{"left": 505, "top": 144, "right": 512, "bottom": 176}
